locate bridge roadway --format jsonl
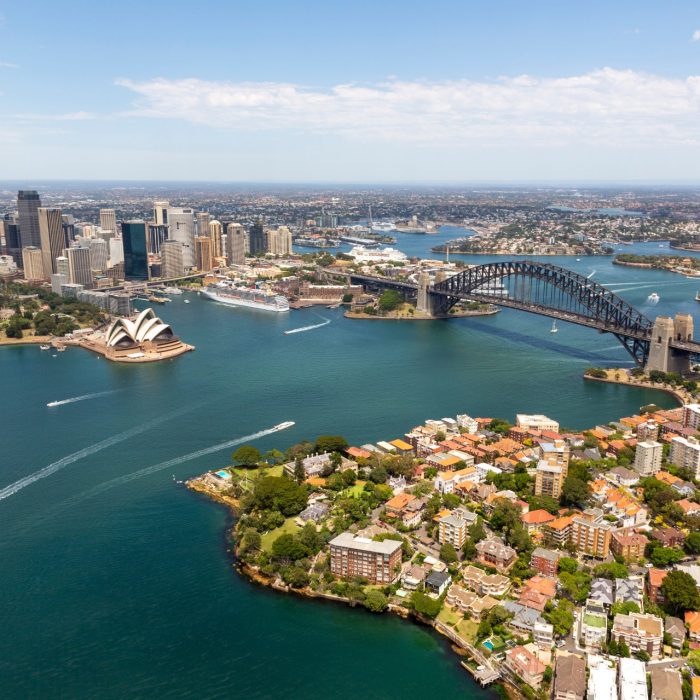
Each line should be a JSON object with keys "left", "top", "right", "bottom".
{"left": 332, "top": 269, "right": 700, "bottom": 362}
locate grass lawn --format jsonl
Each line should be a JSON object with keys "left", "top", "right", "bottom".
{"left": 231, "top": 464, "right": 285, "bottom": 486}
{"left": 260, "top": 517, "right": 302, "bottom": 552}
{"left": 342, "top": 481, "right": 367, "bottom": 498}
{"left": 437, "top": 605, "right": 463, "bottom": 627}
{"left": 457, "top": 619, "right": 479, "bottom": 642}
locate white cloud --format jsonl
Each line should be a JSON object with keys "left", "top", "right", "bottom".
{"left": 115, "top": 68, "right": 700, "bottom": 148}
{"left": 13, "top": 111, "right": 97, "bottom": 121}
{"left": 693, "top": 29, "right": 700, "bottom": 41}
{"left": 0, "top": 61, "right": 17, "bottom": 68}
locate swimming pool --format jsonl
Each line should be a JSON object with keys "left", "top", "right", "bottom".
{"left": 215, "top": 470, "right": 231, "bottom": 480}
{"left": 483, "top": 640, "right": 494, "bottom": 651}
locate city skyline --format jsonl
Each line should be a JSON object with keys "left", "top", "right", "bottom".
{"left": 1, "top": 1, "right": 700, "bottom": 182}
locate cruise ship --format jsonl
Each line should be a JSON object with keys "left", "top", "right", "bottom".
{"left": 202, "top": 280, "right": 290, "bottom": 312}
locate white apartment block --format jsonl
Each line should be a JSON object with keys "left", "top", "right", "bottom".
{"left": 633, "top": 440, "right": 662, "bottom": 476}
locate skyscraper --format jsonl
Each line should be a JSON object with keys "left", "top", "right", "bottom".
{"left": 153, "top": 201, "right": 169, "bottom": 226}
{"left": 55, "top": 255, "right": 69, "bottom": 277}
{"left": 249, "top": 220, "right": 266, "bottom": 256}
{"left": 209, "top": 220, "right": 223, "bottom": 258}
{"left": 17, "top": 190, "right": 42, "bottom": 248}
{"left": 167, "top": 207, "right": 195, "bottom": 268}
{"left": 88, "top": 237, "right": 109, "bottom": 272}
{"left": 66, "top": 247, "right": 93, "bottom": 288}
{"left": 226, "top": 223, "right": 246, "bottom": 265}
{"left": 99, "top": 209, "right": 117, "bottom": 234}
{"left": 267, "top": 226, "right": 292, "bottom": 256}
{"left": 194, "top": 236, "right": 213, "bottom": 272}
{"left": 122, "top": 220, "right": 149, "bottom": 280}
{"left": 21, "top": 246, "right": 44, "bottom": 282}
{"left": 2, "top": 214, "right": 21, "bottom": 265}
{"left": 147, "top": 224, "right": 168, "bottom": 254}
{"left": 38, "top": 207, "right": 65, "bottom": 278}
{"left": 196, "top": 212, "right": 210, "bottom": 239}
{"left": 161, "top": 240, "right": 185, "bottom": 278}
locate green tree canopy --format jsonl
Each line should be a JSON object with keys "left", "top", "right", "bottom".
{"left": 251, "top": 477, "right": 308, "bottom": 516}
{"left": 439, "top": 542, "right": 458, "bottom": 564}
{"left": 377, "top": 289, "right": 402, "bottom": 313}
{"left": 661, "top": 570, "right": 700, "bottom": 616}
{"left": 363, "top": 589, "right": 389, "bottom": 613}
{"left": 314, "top": 435, "right": 348, "bottom": 454}
{"left": 271, "top": 534, "right": 309, "bottom": 562}
{"left": 232, "top": 445, "right": 261, "bottom": 466}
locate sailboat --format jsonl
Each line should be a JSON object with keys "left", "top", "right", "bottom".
{"left": 550, "top": 320, "right": 558, "bottom": 334}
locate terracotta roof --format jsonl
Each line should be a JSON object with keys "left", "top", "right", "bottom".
{"left": 521, "top": 509, "right": 556, "bottom": 526}
{"left": 546, "top": 515, "right": 574, "bottom": 531}
{"left": 385, "top": 493, "right": 415, "bottom": 511}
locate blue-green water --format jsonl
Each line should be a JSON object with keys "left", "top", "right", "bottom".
{"left": 0, "top": 238, "right": 695, "bottom": 698}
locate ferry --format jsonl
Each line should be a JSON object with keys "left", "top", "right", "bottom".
{"left": 201, "top": 280, "right": 290, "bottom": 312}
{"left": 274, "top": 421, "right": 295, "bottom": 431}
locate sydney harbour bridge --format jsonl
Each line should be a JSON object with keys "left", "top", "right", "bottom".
{"left": 329, "top": 261, "right": 700, "bottom": 373}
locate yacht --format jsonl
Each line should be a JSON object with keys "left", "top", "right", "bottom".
{"left": 274, "top": 421, "right": 295, "bottom": 431}
{"left": 550, "top": 320, "right": 558, "bottom": 334}
{"left": 648, "top": 292, "right": 660, "bottom": 303}
{"left": 39, "top": 344, "right": 50, "bottom": 351}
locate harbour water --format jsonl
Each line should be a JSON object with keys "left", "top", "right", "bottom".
{"left": 0, "top": 234, "right": 696, "bottom": 698}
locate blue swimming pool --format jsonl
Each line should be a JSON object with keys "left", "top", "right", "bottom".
{"left": 215, "top": 470, "right": 231, "bottom": 480}
{"left": 482, "top": 640, "right": 494, "bottom": 651}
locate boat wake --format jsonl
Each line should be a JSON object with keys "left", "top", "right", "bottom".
{"left": 0, "top": 406, "right": 195, "bottom": 502}
{"left": 284, "top": 317, "right": 331, "bottom": 335}
{"left": 50, "top": 422, "right": 295, "bottom": 505}
{"left": 587, "top": 270, "right": 596, "bottom": 279}
{"left": 47, "top": 389, "right": 120, "bottom": 408}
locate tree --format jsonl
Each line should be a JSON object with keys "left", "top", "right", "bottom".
{"left": 610, "top": 601, "right": 640, "bottom": 617}
{"left": 440, "top": 542, "right": 458, "bottom": 564}
{"left": 594, "top": 562, "right": 628, "bottom": 580}
{"left": 469, "top": 518, "right": 487, "bottom": 544}
{"left": 378, "top": 289, "right": 402, "bottom": 313}
{"left": 477, "top": 618, "right": 492, "bottom": 639}
{"left": 543, "top": 666, "right": 553, "bottom": 684}
{"left": 315, "top": 435, "right": 348, "bottom": 454}
{"left": 232, "top": 445, "right": 261, "bottom": 466}
{"left": 411, "top": 591, "right": 442, "bottom": 618}
{"left": 369, "top": 465, "right": 388, "bottom": 484}
{"left": 561, "top": 476, "right": 591, "bottom": 508}
{"left": 363, "top": 589, "right": 388, "bottom": 613}
{"left": 607, "top": 639, "right": 619, "bottom": 656}
{"left": 661, "top": 570, "right": 700, "bottom": 615}
{"left": 687, "top": 649, "right": 700, "bottom": 674}
{"left": 618, "top": 639, "right": 630, "bottom": 658}
{"left": 271, "top": 534, "right": 309, "bottom": 562}
{"left": 647, "top": 544, "right": 684, "bottom": 568}
{"left": 281, "top": 566, "right": 310, "bottom": 588}
{"left": 546, "top": 601, "right": 574, "bottom": 637}
{"left": 251, "top": 477, "right": 308, "bottom": 516}
{"left": 462, "top": 539, "right": 476, "bottom": 560}
{"left": 238, "top": 528, "right": 262, "bottom": 555}
{"left": 685, "top": 532, "right": 700, "bottom": 554}
{"left": 293, "top": 456, "right": 305, "bottom": 484}
{"left": 558, "top": 557, "right": 578, "bottom": 575}
{"left": 633, "top": 650, "right": 650, "bottom": 662}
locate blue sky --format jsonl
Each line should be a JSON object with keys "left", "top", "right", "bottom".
{"left": 1, "top": 0, "right": 700, "bottom": 182}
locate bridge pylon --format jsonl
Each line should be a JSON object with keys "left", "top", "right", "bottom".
{"left": 645, "top": 314, "right": 694, "bottom": 374}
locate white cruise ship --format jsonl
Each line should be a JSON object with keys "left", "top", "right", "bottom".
{"left": 348, "top": 245, "right": 408, "bottom": 263}
{"left": 202, "top": 280, "right": 289, "bottom": 312}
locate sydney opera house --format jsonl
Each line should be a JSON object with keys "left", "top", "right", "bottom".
{"left": 74, "top": 308, "right": 194, "bottom": 362}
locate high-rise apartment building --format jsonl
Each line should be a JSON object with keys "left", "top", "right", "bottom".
{"left": 167, "top": 207, "right": 195, "bottom": 268}
{"left": 329, "top": 532, "right": 402, "bottom": 584}
{"left": 208, "top": 220, "right": 223, "bottom": 258}
{"left": 62, "top": 214, "right": 76, "bottom": 244}
{"left": 267, "top": 226, "right": 293, "bottom": 256}
{"left": 249, "top": 220, "right": 266, "bottom": 256}
{"left": 226, "top": 223, "right": 246, "bottom": 265}
{"left": 122, "top": 220, "right": 149, "bottom": 281}
{"left": 21, "top": 246, "right": 45, "bottom": 282}
{"left": 55, "top": 255, "right": 69, "bottom": 277}
{"left": 2, "top": 214, "right": 21, "bottom": 265}
{"left": 571, "top": 508, "right": 613, "bottom": 558}
{"left": 161, "top": 240, "right": 186, "bottom": 278}
{"left": 38, "top": 207, "right": 65, "bottom": 278}
{"left": 153, "top": 201, "right": 169, "bottom": 226}
{"left": 535, "top": 461, "right": 564, "bottom": 499}
{"left": 99, "top": 209, "right": 117, "bottom": 235}
{"left": 682, "top": 404, "right": 700, "bottom": 431}
{"left": 633, "top": 440, "right": 662, "bottom": 476}
{"left": 109, "top": 237, "right": 124, "bottom": 266}
{"left": 17, "top": 190, "right": 42, "bottom": 248}
{"left": 66, "top": 247, "right": 93, "bottom": 288}
{"left": 669, "top": 436, "right": 700, "bottom": 479}
{"left": 637, "top": 420, "right": 659, "bottom": 442}
{"left": 194, "top": 236, "right": 213, "bottom": 272}
{"left": 438, "top": 513, "right": 468, "bottom": 549}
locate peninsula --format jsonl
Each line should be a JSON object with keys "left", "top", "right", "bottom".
{"left": 190, "top": 398, "right": 700, "bottom": 700}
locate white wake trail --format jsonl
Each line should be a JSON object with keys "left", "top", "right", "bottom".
{"left": 587, "top": 270, "right": 596, "bottom": 279}
{"left": 0, "top": 407, "right": 194, "bottom": 502}
{"left": 47, "top": 389, "right": 120, "bottom": 408}
{"left": 284, "top": 317, "right": 331, "bottom": 335}
{"left": 57, "top": 423, "right": 293, "bottom": 505}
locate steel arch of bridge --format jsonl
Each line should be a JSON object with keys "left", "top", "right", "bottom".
{"left": 431, "top": 261, "right": 654, "bottom": 362}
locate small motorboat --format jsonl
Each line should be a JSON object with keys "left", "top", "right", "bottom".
{"left": 39, "top": 344, "right": 50, "bottom": 351}
{"left": 183, "top": 299, "right": 190, "bottom": 304}
{"left": 695, "top": 291, "right": 700, "bottom": 302}
{"left": 648, "top": 292, "right": 660, "bottom": 303}
{"left": 550, "top": 320, "right": 558, "bottom": 334}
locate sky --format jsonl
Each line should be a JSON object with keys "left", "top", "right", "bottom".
{"left": 1, "top": 0, "right": 700, "bottom": 183}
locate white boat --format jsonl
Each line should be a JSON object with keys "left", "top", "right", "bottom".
{"left": 162, "top": 287, "right": 183, "bottom": 295}
{"left": 39, "top": 344, "right": 50, "bottom": 351}
{"left": 183, "top": 300, "right": 190, "bottom": 304}
{"left": 201, "top": 280, "right": 289, "bottom": 312}
{"left": 371, "top": 221, "right": 396, "bottom": 233}
{"left": 648, "top": 292, "right": 660, "bottom": 303}
{"left": 576, "top": 258, "right": 581, "bottom": 262}
{"left": 550, "top": 320, "right": 558, "bottom": 334}
{"left": 274, "top": 421, "right": 295, "bottom": 430}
